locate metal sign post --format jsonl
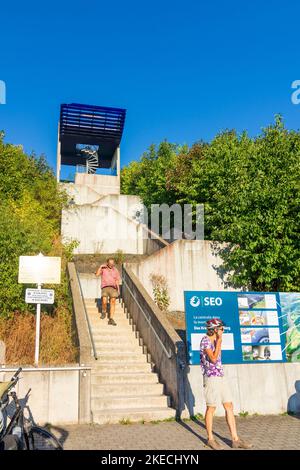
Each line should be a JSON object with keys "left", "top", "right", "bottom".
{"left": 18, "top": 252, "right": 61, "bottom": 367}
{"left": 34, "top": 283, "right": 42, "bottom": 366}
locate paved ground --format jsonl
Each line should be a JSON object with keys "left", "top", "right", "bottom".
{"left": 48, "top": 415, "right": 300, "bottom": 450}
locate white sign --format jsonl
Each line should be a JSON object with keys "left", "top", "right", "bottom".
{"left": 25, "top": 288, "right": 55, "bottom": 304}
{"left": 191, "top": 333, "right": 235, "bottom": 351}
{"left": 18, "top": 254, "right": 61, "bottom": 284}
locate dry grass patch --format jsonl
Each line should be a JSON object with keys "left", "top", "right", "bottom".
{"left": 0, "top": 311, "right": 77, "bottom": 365}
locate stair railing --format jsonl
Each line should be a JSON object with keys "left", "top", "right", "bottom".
{"left": 121, "top": 264, "right": 186, "bottom": 417}
{"left": 75, "top": 267, "right": 98, "bottom": 360}
{"left": 121, "top": 275, "right": 172, "bottom": 359}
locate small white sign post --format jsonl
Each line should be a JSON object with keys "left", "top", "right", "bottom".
{"left": 18, "top": 253, "right": 61, "bottom": 366}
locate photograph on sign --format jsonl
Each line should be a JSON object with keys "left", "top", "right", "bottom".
{"left": 242, "top": 345, "right": 283, "bottom": 361}
{"left": 239, "top": 310, "right": 279, "bottom": 326}
{"left": 240, "top": 327, "right": 281, "bottom": 344}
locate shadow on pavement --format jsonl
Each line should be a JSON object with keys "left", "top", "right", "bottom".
{"left": 42, "top": 423, "right": 69, "bottom": 447}
{"left": 188, "top": 417, "right": 232, "bottom": 448}
{"left": 177, "top": 419, "right": 207, "bottom": 447}
{"left": 178, "top": 417, "right": 233, "bottom": 449}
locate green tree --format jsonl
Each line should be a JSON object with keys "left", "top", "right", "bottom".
{"left": 121, "top": 117, "right": 300, "bottom": 291}
{"left": 121, "top": 141, "right": 183, "bottom": 208}
{"left": 172, "top": 117, "right": 300, "bottom": 290}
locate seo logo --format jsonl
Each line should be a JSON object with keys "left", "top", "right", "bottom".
{"left": 190, "top": 296, "right": 201, "bottom": 307}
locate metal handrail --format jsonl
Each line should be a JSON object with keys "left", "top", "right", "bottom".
{"left": 122, "top": 275, "right": 173, "bottom": 359}
{"left": 75, "top": 267, "right": 98, "bottom": 360}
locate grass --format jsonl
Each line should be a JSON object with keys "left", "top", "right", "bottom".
{"left": 238, "top": 411, "right": 249, "bottom": 418}
{"left": 150, "top": 417, "right": 176, "bottom": 424}
{"left": 119, "top": 416, "right": 177, "bottom": 426}
{"left": 119, "top": 418, "right": 132, "bottom": 425}
{"left": 190, "top": 413, "right": 204, "bottom": 421}
{"left": 0, "top": 310, "right": 77, "bottom": 365}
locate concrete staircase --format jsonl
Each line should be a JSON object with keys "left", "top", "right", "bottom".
{"left": 84, "top": 298, "right": 176, "bottom": 424}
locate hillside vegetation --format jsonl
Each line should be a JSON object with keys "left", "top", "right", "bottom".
{"left": 0, "top": 132, "right": 77, "bottom": 364}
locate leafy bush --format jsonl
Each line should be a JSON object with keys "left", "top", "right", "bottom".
{"left": 121, "top": 118, "right": 300, "bottom": 292}
{"left": 0, "top": 132, "right": 77, "bottom": 364}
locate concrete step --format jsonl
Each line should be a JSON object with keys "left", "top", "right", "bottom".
{"left": 85, "top": 301, "right": 123, "bottom": 308}
{"left": 89, "top": 325, "right": 133, "bottom": 333}
{"left": 88, "top": 317, "right": 131, "bottom": 324}
{"left": 91, "top": 382, "right": 164, "bottom": 397}
{"left": 91, "top": 394, "right": 170, "bottom": 411}
{"left": 87, "top": 314, "right": 127, "bottom": 320}
{"left": 92, "top": 334, "right": 139, "bottom": 344}
{"left": 92, "top": 407, "right": 175, "bottom": 424}
{"left": 87, "top": 310, "right": 127, "bottom": 316}
{"left": 93, "top": 340, "right": 138, "bottom": 348}
{"left": 85, "top": 303, "right": 125, "bottom": 315}
{"left": 90, "top": 328, "right": 135, "bottom": 337}
{"left": 90, "top": 328, "right": 134, "bottom": 337}
{"left": 85, "top": 303, "right": 124, "bottom": 309}
{"left": 88, "top": 316, "right": 127, "bottom": 322}
{"left": 92, "top": 362, "right": 152, "bottom": 373}
{"left": 87, "top": 307, "right": 126, "bottom": 314}
{"left": 87, "top": 312, "right": 126, "bottom": 318}
{"left": 94, "top": 343, "right": 143, "bottom": 353}
{"left": 96, "top": 352, "right": 147, "bottom": 363}
{"left": 91, "top": 372, "right": 159, "bottom": 385}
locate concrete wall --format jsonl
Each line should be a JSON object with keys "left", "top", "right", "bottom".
{"left": 62, "top": 204, "right": 145, "bottom": 254}
{"left": 74, "top": 173, "right": 120, "bottom": 195}
{"left": 61, "top": 186, "right": 168, "bottom": 255}
{"left": 0, "top": 367, "right": 90, "bottom": 425}
{"left": 130, "top": 239, "right": 237, "bottom": 311}
{"left": 184, "top": 363, "right": 300, "bottom": 417}
{"left": 78, "top": 273, "right": 102, "bottom": 299}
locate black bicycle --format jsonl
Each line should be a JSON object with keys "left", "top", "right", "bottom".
{"left": 0, "top": 368, "right": 63, "bottom": 450}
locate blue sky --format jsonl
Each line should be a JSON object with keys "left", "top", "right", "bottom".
{"left": 1, "top": 0, "right": 300, "bottom": 173}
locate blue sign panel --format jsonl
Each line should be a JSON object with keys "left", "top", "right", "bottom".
{"left": 184, "top": 291, "right": 288, "bottom": 365}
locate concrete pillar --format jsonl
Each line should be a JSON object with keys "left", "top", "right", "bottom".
{"left": 111, "top": 146, "right": 121, "bottom": 187}
{"left": 56, "top": 122, "right": 61, "bottom": 182}
{"left": 79, "top": 368, "right": 92, "bottom": 423}
{"left": 0, "top": 341, "right": 5, "bottom": 364}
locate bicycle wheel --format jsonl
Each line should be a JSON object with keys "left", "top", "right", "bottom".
{"left": 28, "top": 426, "right": 63, "bottom": 450}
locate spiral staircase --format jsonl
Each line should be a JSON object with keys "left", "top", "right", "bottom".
{"left": 80, "top": 146, "right": 99, "bottom": 174}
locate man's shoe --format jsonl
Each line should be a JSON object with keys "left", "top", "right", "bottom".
{"left": 206, "top": 439, "right": 224, "bottom": 450}
{"left": 231, "top": 438, "right": 253, "bottom": 449}
{"left": 108, "top": 318, "right": 117, "bottom": 326}
{"left": 101, "top": 312, "right": 106, "bottom": 320}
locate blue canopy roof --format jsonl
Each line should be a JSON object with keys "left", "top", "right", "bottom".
{"left": 59, "top": 103, "right": 126, "bottom": 168}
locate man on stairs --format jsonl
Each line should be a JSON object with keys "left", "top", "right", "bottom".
{"left": 95, "top": 258, "right": 120, "bottom": 326}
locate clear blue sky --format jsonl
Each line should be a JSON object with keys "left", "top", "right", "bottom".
{"left": 1, "top": 0, "right": 300, "bottom": 172}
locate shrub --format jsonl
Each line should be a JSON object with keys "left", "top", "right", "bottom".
{"left": 149, "top": 273, "right": 170, "bottom": 312}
